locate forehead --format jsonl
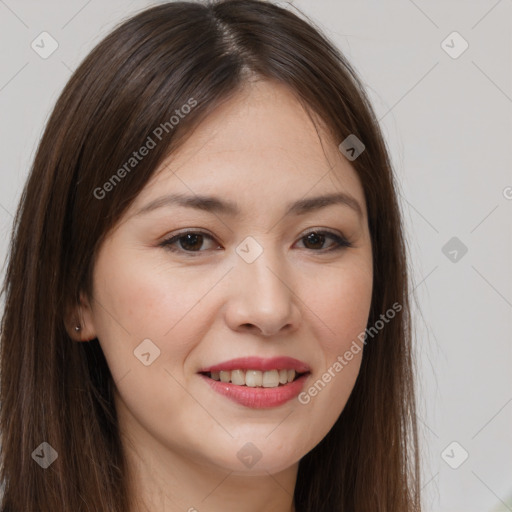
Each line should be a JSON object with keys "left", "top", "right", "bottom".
{"left": 131, "top": 80, "right": 366, "bottom": 215}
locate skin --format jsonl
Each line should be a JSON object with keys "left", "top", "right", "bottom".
{"left": 69, "top": 79, "right": 373, "bottom": 512}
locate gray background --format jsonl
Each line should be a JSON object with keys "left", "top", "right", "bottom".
{"left": 0, "top": 1, "right": 511, "bottom": 511}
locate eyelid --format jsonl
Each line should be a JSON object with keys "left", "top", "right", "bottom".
{"left": 160, "top": 229, "right": 219, "bottom": 253}
{"left": 298, "top": 229, "right": 353, "bottom": 250}
{"left": 159, "top": 227, "right": 352, "bottom": 255}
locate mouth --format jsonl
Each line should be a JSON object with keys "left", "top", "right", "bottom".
{"left": 199, "top": 368, "right": 309, "bottom": 388}
{"left": 197, "top": 356, "right": 311, "bottom": 408}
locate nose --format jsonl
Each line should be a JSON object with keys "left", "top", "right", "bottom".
{"left": 224, "top": 244, "right": 301, "bottom": 337}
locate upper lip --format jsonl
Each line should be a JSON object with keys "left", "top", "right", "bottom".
{"left": 198, "top": 356, "right": 310, "bottom": 373}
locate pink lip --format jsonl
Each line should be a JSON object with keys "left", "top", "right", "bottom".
{"left": 198, "top": 356, "right": 310, "bottom": 373}
{"left": 199, "top": 373, "right": 309, "bottom": 409}
{"left": 197, "top": 356, "right": 311, "bottom": 409}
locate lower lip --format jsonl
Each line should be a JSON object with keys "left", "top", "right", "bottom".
{"left": 199, "top": 373, "right": 309, "bottom": 409}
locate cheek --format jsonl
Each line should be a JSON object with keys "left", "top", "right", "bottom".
{"left": 92, "top": 249, "right": 201, "bottom": 337}
{"left": 294, "top": 265, "right": 371, "bottom": 443}
{"left": 90, "top": 247, "right": 224, "bottom": 384}
{"left": 89, "top": 251, "right": 212, "bottom": 425}
{"left": 303, "top": 259, "right": 373, "bottom": 356}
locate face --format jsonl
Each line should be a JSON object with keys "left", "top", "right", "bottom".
{"left": 76, "top": 80, "right": 373, "bottom": 481}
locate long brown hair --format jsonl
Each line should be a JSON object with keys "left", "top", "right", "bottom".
{"left": 0, "top": 1, "right": 420, "bottom": 510}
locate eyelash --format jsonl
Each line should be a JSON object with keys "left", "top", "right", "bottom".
{"left": 159, "top": 229, "right": 353, "bottom": 256}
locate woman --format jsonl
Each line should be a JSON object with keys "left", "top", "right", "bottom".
{"left": 0, "top": 1, "right": 421, "bottom": 510}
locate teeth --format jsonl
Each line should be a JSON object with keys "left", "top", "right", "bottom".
{"left": 262, "top": 369, "right": 279, "bottom": 388}
{"left": 230, "top": 369, "right": 245, "bottom": 386}
{"left": 246, "top": 370, "right": 262, "bottom": 387}
{"left": 207, "top": 369, "right": 301, "bottom": 387}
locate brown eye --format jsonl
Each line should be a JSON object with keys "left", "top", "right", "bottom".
{"left": 159, "top": 229, "right": 351, "bottom": 257}
{"left": 160, "top": 231, "right": 220, "bottom": 255}
{"left": 302, "top": 232, "right": 326, "bottom": 250}
{"left": 297, "top": 230, "right": 352, "bottom": 252}
{"left": 176, "top": 233, "right": 205, "bottom": 251}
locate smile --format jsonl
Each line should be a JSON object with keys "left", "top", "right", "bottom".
{"left": 202, "top": 369, "right": 305, "bottom": 387}
{"left": 197, "top": 356, "right": 311, "bottom": 408}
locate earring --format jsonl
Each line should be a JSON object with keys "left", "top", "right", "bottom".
{"left": 75, "top": 324, "right": 81, "bottom": 332}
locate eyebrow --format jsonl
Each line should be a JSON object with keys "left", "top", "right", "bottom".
{"left": 134, "top": 191, "right": 363, "bottom": 219}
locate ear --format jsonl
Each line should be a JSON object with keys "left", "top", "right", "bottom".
{"left": 64, "top": 291, "right": 97, "bottom": 342}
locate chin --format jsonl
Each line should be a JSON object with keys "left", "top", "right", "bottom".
{"left": 208, "top": 436, "right": 307, "bottom": 475}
